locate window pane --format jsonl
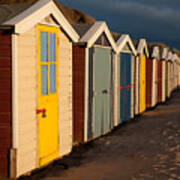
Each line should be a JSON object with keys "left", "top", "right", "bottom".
{"left": 41, "top": 65, "right": 48, "bottom": 95}
{"left": 49, "top": 33, "right": 56, "bottom": 62}
{"left": 41, "top": 32, "right": 48, "bottom": 62}
{"left": 50, "top": 64, "right": 56, "bottom": 93}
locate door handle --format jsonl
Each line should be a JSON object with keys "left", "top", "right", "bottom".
{"left": 37, "top": 109, "right": 46, "bottom": 118}
{"left": 102, "top": 90, "right": 108, "bottom": 94}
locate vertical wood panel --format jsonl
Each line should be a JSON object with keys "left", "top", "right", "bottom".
{"left": 72, "top": 45, "right": 85, "bottom": 143}
{"left": 158, "top": 61, "right": 162, "bottom": 103}
{"left": 146, "top": 59, "right": 152, "bottom": 108}
{"left": 0, "top": 31, "right": 12, "bottom": 178}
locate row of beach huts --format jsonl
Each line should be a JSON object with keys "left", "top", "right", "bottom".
{"left": 0, "top": 0, "right": 180, "bottom": 178}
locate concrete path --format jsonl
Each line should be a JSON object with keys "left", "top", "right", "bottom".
{"left": 20, "top": 90, "right": 180, "bottom": 180}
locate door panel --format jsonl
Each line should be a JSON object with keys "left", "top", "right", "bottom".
{"left": 125, "top": 53, "right": 131, "bottom": 120}
{"left": 139, "top": 56, "right": 146, "bottom": 113}
{"left": 37, "top": 25, "right": 59, "bottom": 167}
{"left": 120, "top": 53, "right": 126, "bottom": 122}
{"left": 92, "top": 47, "right": 111, "bottom": 138}
{"left": 120, "top": 53, "right": 132, "bottom": 122}
{"left": 117, "top": 55, "right": 121, "bottom": 124}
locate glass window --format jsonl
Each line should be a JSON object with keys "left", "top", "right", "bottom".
{"left": 50, "top": 64, "right": 56, "bottom": 93}
{"left": 49, "top": 33, "right": 56, "bottom": 62}
{"left": 41, "top": 65, "right": 48, "bottom": 95}
{"left": 40, "top": 32, "right": 48, "bottom": 62}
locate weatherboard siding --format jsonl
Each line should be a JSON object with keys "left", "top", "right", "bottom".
{"left": 16, "top": 25, "right": 37, "bottom": 177}
{"left": 58, "top": 29, "right": 73, "bottom": 156}
{"left": 0, "top": 32, "right": 12, "bottom": 178}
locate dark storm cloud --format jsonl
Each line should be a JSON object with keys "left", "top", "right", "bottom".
{"left": 68, "top": 0, "right": 180, "bottom": 22}
{"left": 60, "top": 0, "right": 180, "bottom": 49}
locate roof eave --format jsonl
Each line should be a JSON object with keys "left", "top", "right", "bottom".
{"left": 3, "top": 0, "right": 79, "bottom": 42}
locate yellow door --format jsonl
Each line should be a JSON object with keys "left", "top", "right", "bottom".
{"left": 37, "top": 25, "right": 59, "bottom": 167}
{"left": 139, "top": 56, "right": 146, "bottom": 113}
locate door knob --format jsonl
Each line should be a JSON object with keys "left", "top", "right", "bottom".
{"left": 37, "top": 109, "right": 46, "bottom": 118}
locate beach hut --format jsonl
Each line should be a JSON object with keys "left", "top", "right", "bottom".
{"left": 177, "top": 58, "right": 180, "bottom": 88}
{"left": 172, "top": 53, "right": 179, "bottom": 90}
{"left": 0, "top": 0, "right": 79, "bottom": 178}
{"left": 167, "top": 51, "right": 173, "bottom": 98}
{"left": 72, "top": 22, "right": 117, "bottom": 144}
{"left": 146, "top": 46, "right": 160, "bottom": 108}
{"left": 161, "top": 48, "right": 168, "bottom": 102}
{"left": 178, "top": 58, "right": 180, "bottom": 88}
{"left": 136, "top": 39, "right": 149, "bottom": 114}
{"left": 114, "top": 34, "right": 137, "bottom": 124}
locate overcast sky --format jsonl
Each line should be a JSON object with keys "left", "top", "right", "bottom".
{"left": 59, "top": 0, "right": 180, "bottom": 50}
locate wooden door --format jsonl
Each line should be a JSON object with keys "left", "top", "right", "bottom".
{"left": 139, "top": 56, "right": 146, "bottom": 113}
{"left": 92, "top": 47, "right": 112, "bottom": 138}
{"left": 37, "top": 25, "right": 59, "bottom": 167}
{"left": 146, "top": 59, "right": 153, "bottom": 108}
{"left": 120, "top": 53, "right": 131, "bottom": 122}
{"left": 125, "top": 53, "right": 132, "bottom": 120}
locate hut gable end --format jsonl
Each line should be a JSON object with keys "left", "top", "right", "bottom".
{"left": 122, "top": 42, "right": 132, "bottom": 53}
{"left": 94, "top": 32, "right": 111, "bottom": 47}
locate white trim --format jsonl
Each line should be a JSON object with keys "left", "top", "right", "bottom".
{"left": 39, "top": 22, "right": 60, "bottom": 28}
{"left": 135, "top": 56, "right": 139, "bottom": 114}
{"left": 131, "top": 55, "right": 134, "bottom": 118}
{"left": 114, "top": 54, "right": 118, "bottom": 126}
{"left": 12, "top": 34, "right": 18, "bottom": 149}
{"left": 93, "top": 44, "right": 112, "bottom": 49}
{"left": 80, "top": 22, "right": 117, "bottom": 52}
{"left": 84, "top": 47, "right": 89, "bottom": 142}
{"left": 3, "top": 0, "right": 79, "bottom": 42}
{"left": 137, "top": 39, "right": 149, "bottom": 57}
{"left": 116, "top": 34, "right": 137, "bottom": 55}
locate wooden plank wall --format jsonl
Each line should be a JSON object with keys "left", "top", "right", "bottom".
{"left": 146, "top": 59, "right": 152, "bottom": 108}
{"left": 158, "top": 61, "right": 162, "bottom": 103}
{"left": 16, "top": 26, "right": 37, "bottom": 177}
{"left": 58, "top": 29, "right": 73, "bottom": 156}
{"left": 72, "top": 45, "right": 85, "bottom": 143}
{"left": 0, "top": 31, "right": 12, "bottom": 177}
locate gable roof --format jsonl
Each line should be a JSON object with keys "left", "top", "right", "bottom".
{"left": 162, "top": 48, "right": 169, "bottom": 60}
{"left": 137, "top": 39, "right": 149, "bottom": 57}
{"left": 72, "top": 24, "right": 94, "bottom": 38}
{"left": 167, "top": 51, "right": 173, "bottom": 61}
{"left": 172, "top": 53, "right": 179, "bottom": 62}
{"left": 1, "top": 0, "right": 79, "bottom": 42}
{"left": 151, "top": 46, "right": 160, "bottom": 59}
{"left": 0, "top": 3, "right": 34, "bottom": 25}
{"left": 116, "top": 34, "right": 137, "bottom": 55}
{"left": 76, "top": 21, "right": 117, "bottom": 52}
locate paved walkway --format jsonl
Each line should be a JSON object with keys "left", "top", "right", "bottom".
{"left": 21, "top": 90, "right": 180, "bottom": 180}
